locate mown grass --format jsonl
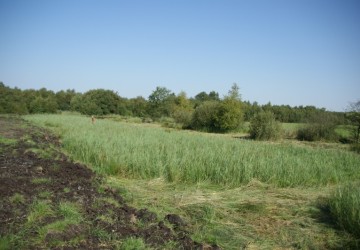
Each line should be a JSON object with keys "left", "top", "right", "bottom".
{"left": 26, "top": 114, "right": 360, "bottom": 188}
{"left": 104, "top": 177, "right": 357, "bottom": 249}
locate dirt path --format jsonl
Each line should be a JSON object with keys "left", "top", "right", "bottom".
{"left": 0, "top": 116, "right": 219, "bottom": 249}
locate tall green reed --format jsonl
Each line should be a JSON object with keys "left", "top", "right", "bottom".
{"left": 25, "top": 114, "right": 360, "bottom": 187}
{"left": 328, "top": 182, "right": 360, "bottom": 238}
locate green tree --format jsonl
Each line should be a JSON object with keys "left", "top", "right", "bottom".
{"left": 213, "top": 83, "right": 244, "bottom": 132}
{"left": 147, "top": 86, "right": 175, "bottom": 118}
{"left": 191, "top": 101, "right": 220, "bottom": 132}
{"left": 56, "top": 89, "right": 76, "bottom": 110}
{"left": 29, "top": 96, "right": 57, "bottom": 113}
{"left": 0, "top": 83, "right": 28, "bottom": 114}
{"left": 128, "top": 96, "right": 148, "bottom": 117}
{"left": 70, "top": 93, "right": 83, "bottom": 112}
{"left": 193, "top": 91, "right": 220, "bottom": 107}
{"left": 79, "top": 89, "right": 121, "bottom": 115}
{"left": 172, "top": 91, "right": 194, "bottom": 128}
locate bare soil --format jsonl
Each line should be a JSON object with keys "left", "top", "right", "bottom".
{"left": 0, "top": 116, "right": 220, "bottom": 249}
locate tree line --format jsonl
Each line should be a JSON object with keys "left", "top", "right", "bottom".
{"left": 0, "top": 82, "right": 349, "bottom": 131}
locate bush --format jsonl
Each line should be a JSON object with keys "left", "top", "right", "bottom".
{"left": 213, "top": 98, "right": 243, "bottom": 132}
{"left": 350, "top": 143, "right": 360, "bottom": 154}
{"left": 297, "top": 113, "right": 338, "bottom": 141}
{"left": 172, "top": 109, "right": 193, "bottom": 129}
{"left": 160, "top": 117, "right": 181, "bottom": 129}
{"left": 190, "top": 101, "right": 220, "bottom": 132}
{"left": 297, "top": 125, "right": 338, "bottom": 141}
{"left": 249, "top": 111, "right": 282, "bottom": 140}
{"left": 328, "top": 182, "right": 360, "bottom": 238}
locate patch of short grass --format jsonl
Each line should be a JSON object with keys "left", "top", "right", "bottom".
{"left": 91, "top": 227, "right": 118, "bottom": 243}
{"left": 31, "top": 177, "right": 51, "bottom": 185}
{"left": 27, "top": 200, "right": 55, "bottom": 225}
{"left": 99, "top": 197, "right": 121, "bottom": 207}
{"left": 120, "top": 237, "right": 147, "bottom": 250}
{"left": 0, "top": 236, "right": 13, "bottom": 250}
{"left": 34, "top": 202, "right": 85, "bottom": 247}
{"left": 51, "top": 163, "right": 61, "bottom": 171}
{"left": 9, "top": 193, "right": 25, "bottom": 204}
{"left": 58, "top": 202, "right": 83, "bottom": 223}
{"left": 96, "top": 214, "right": 116, "bottom": 225}
{"left": 0, "top": 135, "right": 17, "bottom": 145}
{"left": 25, "top": 148, "right": 54, "bottom": 159}
{"left": 38, "top": 191, "right": 53, "bottom": 199}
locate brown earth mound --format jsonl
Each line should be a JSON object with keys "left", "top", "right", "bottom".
{"left": 0, "top": 116, "right": 220, "bottom": 249}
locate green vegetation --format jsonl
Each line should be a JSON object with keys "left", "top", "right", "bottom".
{"left": 328, "top": 182, "right": 360, "bottom": 238}
{"left": 8, "top": 199, "right": 85, "bottom": 249}
{"left": 120, "top": 237, "right": 147, "bottom": 250}
{"left": 105, "top": 177, "right": 356, "bottom": 249}
{"left": 26, "top": 114, "right": 360, "bottom": 188}
{"left": 9, "top": 193, "right": 25, "bottom": 204}
{"left": 297, "top": 113, "right": 339, "bottom": 142}
{"left": 27, "top": 200, "right": 55, "bottom": 225}
{"left": 19, "top": 113, "right": 360, "bottom": 248}
{"left": 0, "top": 135, "right": 18, "bottom": 145}
{"left": 249, "top": 111, "right": 282, "bottom": 140}
{"left": 1, "top": 82, "right": 347, "bottom": 128}
{"left": 31, "top": 177, "right": 51, "bottom": 185}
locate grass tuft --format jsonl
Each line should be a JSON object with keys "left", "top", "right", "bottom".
{"left": 31, "top": 177, "right": 51, "bottom": 185}
{"left": 120, "top": 237, "right": 147, "bottom": 250}
{"left": 9, "top": 193, "right": 25, "bottom": 204}
{"left": 328, "top": 182, "right": 360, "bottom": 238}
{"left": 27, "top": 200, "right": 54, "bottom": 225}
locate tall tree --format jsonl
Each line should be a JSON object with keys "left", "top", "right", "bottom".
{"left": 79, "top": 89, "right": 122, "bottom": 115}
{"left": 147, "top": 86, "right": 175, "bottom": 118}
{"left": 56, "top": 89, "right": 76, "bottom": 111}
{"left": 213, "top": 83, "right": 244, "bottom": 132}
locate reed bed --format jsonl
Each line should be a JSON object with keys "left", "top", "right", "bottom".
{"left": 26, "top": 114, "right": 360, "bottom": 187}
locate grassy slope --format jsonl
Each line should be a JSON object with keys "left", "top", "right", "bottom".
{"left": 24, "top": 114, "right": 360, "bottom": 249}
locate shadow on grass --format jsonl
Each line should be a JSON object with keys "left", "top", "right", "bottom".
{"left": 311, "top": 197, "right": 360, "bottom": 250}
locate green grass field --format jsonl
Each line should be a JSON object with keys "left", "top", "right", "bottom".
{"left": 24, "top": 114, "right": 360, "bottom": 249}
{"left": 26, "top": 114, "right": 359, "bottom": 187}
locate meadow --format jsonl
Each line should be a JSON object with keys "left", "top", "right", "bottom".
{"left": 25, "top": 114, "right": 360, "bottom": 249}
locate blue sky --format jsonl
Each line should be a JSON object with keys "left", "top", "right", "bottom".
{"left": 1, "top": 0, "right": 359, "bottom": 111}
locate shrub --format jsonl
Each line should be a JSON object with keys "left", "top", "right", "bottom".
{"left": 297, "top": 113, "right": 338, "bottom": 141}
{"left": 350, "top": 143, "right": 360, "bottom": 154}
{"left": 297, "top": 125, "right": 338, "bottom": 141}
{"left": 160, "top": 117, "right": 181, "bottom": 129}
{"left": 213, "top": 98, "right": 243, "bottom": 132}
{"left": 191, "top": 101, "right": 220, "bottom": 132}
{"left": 328, "top": 182, "right": 360, "bottom": 238}
{"left": 249, "top": 111, "right": 282, "bottom": 140}
{"left": 172, "top": 109, "right": 193, "bottom": 129}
